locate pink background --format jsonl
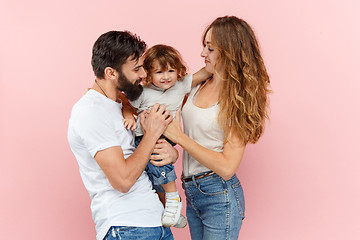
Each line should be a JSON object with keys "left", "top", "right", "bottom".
{"left": 1, "top": 0, "right": 359, "bottom": 239}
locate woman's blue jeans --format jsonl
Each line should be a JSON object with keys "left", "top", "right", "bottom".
{"left": 182, "top": 172, "right": 245, "bottom": 240}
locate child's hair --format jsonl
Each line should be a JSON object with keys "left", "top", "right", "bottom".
{"left": 143, "top": 44, "right": 187, "bottom": 86}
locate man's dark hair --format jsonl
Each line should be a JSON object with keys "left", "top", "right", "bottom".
{"left": 91, "top": 31, "right": 147, "bottom": 78}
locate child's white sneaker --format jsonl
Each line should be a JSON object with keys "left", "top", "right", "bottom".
{"left": 162, "top": 198, "right": 183, "bottom": 227}
{"left": 173, "top": 214, "right": 187, "bottom": 228}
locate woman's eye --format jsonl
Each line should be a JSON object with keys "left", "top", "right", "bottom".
{"left": 208, "top": 47, "right": 214, "bottom": 52}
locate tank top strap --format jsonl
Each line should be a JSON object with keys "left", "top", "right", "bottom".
{"left": 192, "top": 81, "right": 209, "bottom": 104}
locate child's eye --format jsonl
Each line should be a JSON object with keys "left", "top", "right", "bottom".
{"left": 168, "top": 69, "right": 175, "bottom": 72}
{"left": 156, "top": 71, "right": 162, "bottom": 74}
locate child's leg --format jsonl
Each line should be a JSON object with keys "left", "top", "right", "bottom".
{"left": 162, "top": 181, "right": 180, "bottom": 206}
{"left": 157, "top": 191, "right": 165, "bottom": 207}
{"left": 162, "top": 181, "right": 177, "bottom": 193}
{"left": 145, "top": 162, "right": 185, "bottom": 227}
{"left": 144, "top": 137, "right": 187, "bottom": 228}
{"left": 158, "top": 181, "right": 177, "bottom": 206}
{"left": 161, "top": 181, "right": 186, "bottom": 227}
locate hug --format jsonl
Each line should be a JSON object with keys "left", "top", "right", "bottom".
{"left": 68, "top": 15, "right": 270, "bottom": 240}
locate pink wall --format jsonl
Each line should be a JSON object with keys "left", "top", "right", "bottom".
{"left": 1, "top": 0, "right": 359, "bottom": 239}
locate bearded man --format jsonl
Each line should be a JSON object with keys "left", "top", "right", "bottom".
{"left": 68, "top": 31, "right": 177, "bottom": 240}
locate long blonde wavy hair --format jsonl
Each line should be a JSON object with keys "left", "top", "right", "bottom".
{"left": 203, "top": 16, "right": 271, "bottom": 145}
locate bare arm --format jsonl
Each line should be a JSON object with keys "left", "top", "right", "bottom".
{"left": 118, "top": 91, "right": 137, "bottom": 116}
{"left": 95, "top": 104, "right": 172, "bottom": 193}
{"left": 164, "top": 110, "right": 245, "bottom": 180}
{"left": 118, "top": 91, "right": 138, "bottom": 130}
{"left": 191, "top": 67, "right": 212, "bottom": 88}
{"left": 122, "top": 105, "right": 136, "bottom": 120}
{"left": 121, "top": 103, "right": 137, "bottom": 131}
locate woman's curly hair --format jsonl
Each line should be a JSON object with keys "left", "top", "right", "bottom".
{"left": 203, "top": 16, "right": 271, "bottom": 145}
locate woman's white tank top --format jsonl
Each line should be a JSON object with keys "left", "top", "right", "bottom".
{"left": 182, "top": 82, "right": 225, "bottom": 177}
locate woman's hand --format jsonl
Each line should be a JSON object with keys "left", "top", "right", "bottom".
{"left": 163, "top": 109, "right": 183, "bottom": 143}
{"left": 149, "top": 139, "right": 178, "bottom": 166}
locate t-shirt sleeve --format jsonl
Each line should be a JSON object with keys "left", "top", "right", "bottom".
{"left": 76, "top": 110, "right": 122, "bottom": 157}
{"left": 183, "top": 75, "right": 193, "bottom": 94}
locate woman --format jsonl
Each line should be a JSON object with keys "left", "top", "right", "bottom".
{"left": 164, "top": 16, "right": 271, "bottom": 239}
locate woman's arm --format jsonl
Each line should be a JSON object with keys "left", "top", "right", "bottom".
{"left": 164, "top": 110, "right": 245, "bottom": 180}
{"left": 191, "top": 67, "right": 212, "bottom": 87}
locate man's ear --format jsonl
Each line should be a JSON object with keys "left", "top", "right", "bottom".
{"left": 104, "top": 67, "right": 117, "bottom": 80}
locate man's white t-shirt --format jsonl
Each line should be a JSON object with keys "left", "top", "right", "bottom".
{"left": 68, "top": 90, "right": 163, "bottom": 240}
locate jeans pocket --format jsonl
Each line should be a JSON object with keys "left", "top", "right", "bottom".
{"left": 197, "top": 176, "right": 227, "bottom": 196}
{"left": 231, "top": 181, "right": 245, "bottom": 218}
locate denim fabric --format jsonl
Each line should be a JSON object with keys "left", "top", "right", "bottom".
{"left": 182, "top": 172, "right": 245, "bottom": 240}
{"left": 135, "top": 136, "right": 177, "bottom": 192}
{"left": 103, "top": 226, "right": 173, "bottom": 240}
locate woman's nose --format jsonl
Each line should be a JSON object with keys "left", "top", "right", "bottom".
{"left": 201, "top": 47, "right": 207, "bottom": 58}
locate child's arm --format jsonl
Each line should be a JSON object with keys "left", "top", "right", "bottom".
{"left": 118, "top": 91, "right": 138, "bottom": 131}
{"left": 191, "top": 67, "right": 212, "bottom": 87}
{"left": 122, "top": 107, "right": 137, "bottom": 131}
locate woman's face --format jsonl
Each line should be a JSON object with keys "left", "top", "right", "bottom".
{"left": 201, "top": 28, "right": 220, "bottom": 74}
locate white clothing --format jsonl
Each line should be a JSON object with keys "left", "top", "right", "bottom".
{"left": 130, "top": 75, "right": 192, "bottom": 136}
{"left": 68, "top": 89, "right": 163, "bottom": 240}
{"left": 182, "top": 83, "right": 225, "bottom": 177}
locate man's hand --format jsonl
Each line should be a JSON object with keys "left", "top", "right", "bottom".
{"left": 149, "top": 139, "right": 179, "bottom": 166}
{"left": 140, "top": 103, "right": 173, "bottom": 140}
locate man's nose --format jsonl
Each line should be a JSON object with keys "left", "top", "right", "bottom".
{"left": 139, "top": 68, "right": 147, "bottom": 78}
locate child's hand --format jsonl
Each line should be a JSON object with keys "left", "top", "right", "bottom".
{"left": 123, "top": 118, "right": 137, "bottom": 131}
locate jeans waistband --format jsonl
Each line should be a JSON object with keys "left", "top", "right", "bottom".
{"left": 181, "top": 171, "right": 215, "bottom": 183}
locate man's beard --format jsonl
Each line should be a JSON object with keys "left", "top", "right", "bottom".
{"left": 117, "top": 71, "right": 143, "bottom": 101}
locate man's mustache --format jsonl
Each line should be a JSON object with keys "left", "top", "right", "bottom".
{"left": 135, "top": 79, "right": 142, "bottom": 85}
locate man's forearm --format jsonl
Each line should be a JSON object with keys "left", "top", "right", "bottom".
{"left": 123, "top": 104, "right": 174, "bottom": 189}
{"left": 122, "top": 133, "right": 159, "bottom": 190}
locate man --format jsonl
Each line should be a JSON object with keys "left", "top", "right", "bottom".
{"left": 68, "top": 31, "right": 177, "bottom": 240}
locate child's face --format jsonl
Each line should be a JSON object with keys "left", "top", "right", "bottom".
{"left": 150, "top": 60, "right": 178, "bottom": 90}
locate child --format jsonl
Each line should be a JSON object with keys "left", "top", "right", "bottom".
{"left": 122, "top": 44, "right": 211, "bottom": 228}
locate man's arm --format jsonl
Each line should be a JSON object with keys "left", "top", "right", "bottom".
{"left": 149, "top": 139, "right": 179, "bottom": 166}
{"left": 94, "top": 104, "right": 172, "bottom": 193}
